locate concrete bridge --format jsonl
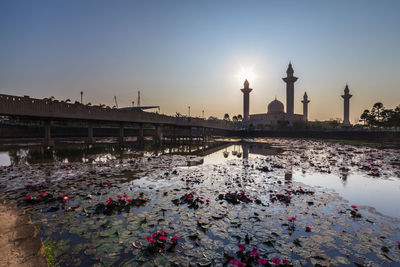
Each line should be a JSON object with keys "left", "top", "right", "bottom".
{"left": 0, "top": 94, "right": 234, "bottom": 145}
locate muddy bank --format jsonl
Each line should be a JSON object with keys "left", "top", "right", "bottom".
{"left": 0, "top": 201, "right": 47, "bottom": 267}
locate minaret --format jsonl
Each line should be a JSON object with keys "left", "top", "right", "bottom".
{"left": 301, "top": 92, "right": 310, "bottom": 121}
{"left": 282, "top": 62, "right": 298, "bottom": 117}
{"left": 341, "top": 84, "right": 352, "bottom": 126}
{"left": 241, "top": 79, "right": 253, "bottom": 122}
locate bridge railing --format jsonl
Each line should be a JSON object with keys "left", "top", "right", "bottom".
{"left": 0, "top": 94, "right": 233, "bottom": 130}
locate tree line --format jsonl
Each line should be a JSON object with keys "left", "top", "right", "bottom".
{"left": 360, "top": 103, "right": 400, "bottom": 128}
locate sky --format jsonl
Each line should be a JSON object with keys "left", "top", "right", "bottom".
{"left": 0, "top": 0, "right": 399, "bottom": 122}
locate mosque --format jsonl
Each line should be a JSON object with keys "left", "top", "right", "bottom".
{"left": 241, "top": 62, "right": 309, "bottom": 126}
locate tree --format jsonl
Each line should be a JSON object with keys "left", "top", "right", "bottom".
{"left": 371, "top": 102, "right": 384, "bottom": 126}
{"left": 327, "top": 118, "right": 341, "bottom": 128}
{"left": 277, "top": 120, "right": 289, "bottom": 128}
{"left": 237, "top": 114, "right": 243, "bottom": 121}
{"left": 232, "top": 116, "right": 238, "bottom": 122}
{"left": 223, "top": 113, "right": 230, "bottom": 121}
{"left": 65, "top": 98, "right": 71, "bottom": 103}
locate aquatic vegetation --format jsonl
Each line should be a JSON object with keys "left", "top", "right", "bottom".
{"left": 218, "top": 191, "right": 259, "bottom": 205}
{"left": 225, "top": 244, "right": 292, "bottom": 266}
{"left": 1, "top": 139, "right": 400, "bottom": 266}
{"left": 171, "top": 192, "right": 208, "bottom": 209}
{"left": 94, "top": 194, "right": 147, "bottom": 215}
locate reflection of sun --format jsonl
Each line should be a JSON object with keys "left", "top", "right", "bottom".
{"left": 237, "top": 67, "right": 256, "bottom": 84}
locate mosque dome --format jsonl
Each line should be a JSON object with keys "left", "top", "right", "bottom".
{"left": 267, "top": 98, "right": 284, "bottom": 114}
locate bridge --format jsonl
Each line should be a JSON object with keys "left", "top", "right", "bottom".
{"left": 0, "top": 94, "right": 235, "bottom": 145}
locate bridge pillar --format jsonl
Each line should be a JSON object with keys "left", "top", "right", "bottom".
{"left": 43, "top": 120, "right": 54, "bottom": 146}
{"left": 154, "top": 124, "right": 163, "bottom": 143}
{"left": 189, "top": 126, "right": 193, "bottom": 142}
{"left": 119, "top": 122, "right": 124, "bottom": 143}
{"left": 87, "top": 121, "right": 95, "bottom": 144}
{"left": 137, "top": 123, "right": 144, "bottom": 144}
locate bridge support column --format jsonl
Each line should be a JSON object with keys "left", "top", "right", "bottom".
{"left": 119, "top": 122, "right": 124, "bottom": 143}
{"left": 154, "top": 124, "right": 162, "bottom": 144}
{"left": 137, "top": 123, "right": 144, "bottom": 144}
{"left": 189, "top": 127, "right": 193, "bottom": 142}
{"left": 87, "top": 121, "right": 95, "bottom": 144}
{"left": 43, "top": 120, "right": 54, "bottom": 147}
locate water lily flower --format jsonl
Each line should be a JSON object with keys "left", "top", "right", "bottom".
{"left": 270, "top": 258, "right": 281, "bottom": 265}
{"left": 351, "top": 205, "right": 357, "bottom": 209}
{"left": 288, "top": 217, "right": 296, "bottom": 222}
{"left": 39, "top": 192, "right": 45, "bottom": 195}
{"left": 237, "top": 243, "right": 244, "bottom": 252}
{"left": 159, "top": 235, "right": 166, "bottom": 240}
{"left": 145, "top": 236, "right": 151, "bottom": 240}
{"left": 126, "top": 199, "right": 132, "bottom": 202}
{"left": 135, "top": 202, "right": 140, "bottom": 205}
{"left": 117, "top": 195, "right": 122, "bottom": 199}
{"left": 257, "top": 258, "right": 268, "bottom": 264}
{"left": 152, "top": 233, "right": 157, "bottom": 238}
{"left": 397, "top": 241, "right": 400, "bottom": 245}
{"left": 171, "top": 236, "right": 179, "bottom": 242}
{"left": 149, "top": 239, "right": 155, "bottom": 244}
{"left": 282, "top": 259, "right": 291, "bottom": 264}
{"left": 25, "top": 196, "right": 31, "bottom": 200}
{"left": 61, "top": 190, "right": 66, "bottom": 194}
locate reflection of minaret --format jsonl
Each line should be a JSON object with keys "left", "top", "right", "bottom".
{"left": 241, "top": 143, "right": 249, "bottom": 159}
{"left": 301, "top": 92, "right": 310, "bottom": 121}
{"left": 284, "top": 170, "right": 292, "bottom": 184}
{"left": 341, "top": 84, "right": 352, "bottom": 126}
{"left": 241, "top": 80, "right": 253, "bottom": 122}
{"left": 282, "top": 62, "right": 298, "bottom": 117}
{"left": 340, "top": 172, "right": 348, "bottom": 186}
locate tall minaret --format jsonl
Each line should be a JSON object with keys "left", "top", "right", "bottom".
{"left": 282, "top": 62, "right": 298, "bottom": 117}
{"left": 341, "top": 84, "right": 352, "bottom": 126}
{"left": 301, "top": 92, "right": 310, "bottom": 121}
{"left": 241, "top": 79, "right": 253, "bottom": 122}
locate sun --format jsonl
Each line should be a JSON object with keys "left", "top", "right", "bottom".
{"left": 237, "top": 67, "right": 256, "bottom": 85}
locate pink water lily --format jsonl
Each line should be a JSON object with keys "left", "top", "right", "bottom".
{"left": 305, "top": 226, "right": 312, "bottom": 232}
{"left": 145, "top": 236, "right": 151, "bottom": 240}
{"left": 270, "top": 258, "right": 281, "bottom": 265}
{"left": 257, "top": 258, "right": 268, "bottom": 264}
{"left": 282, "top": 259, "right": 291, "bottom": 265}
{"left": 288, "top": 217, "right": 296, "bottom": 222}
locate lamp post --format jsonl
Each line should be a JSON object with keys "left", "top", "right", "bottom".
{"left": 80, "top": 91, "right": 83, "bottom": 104}
{"left": 202, "top": 110, "right": 204, "bottom": 119}
{"left": 188, "top": 106, "right": 191, "bottom": 117}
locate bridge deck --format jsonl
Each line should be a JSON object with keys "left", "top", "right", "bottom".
{"left": 0, "top": 94, "right": 232, "bottom": 130}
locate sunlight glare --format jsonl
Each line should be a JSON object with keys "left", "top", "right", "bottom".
{"left": 237, "top": 67, "right": 256, "bottom": 85}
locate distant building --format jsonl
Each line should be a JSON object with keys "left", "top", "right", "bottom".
{"left": 241, "top": 63, "right": 308, "bottom": 126}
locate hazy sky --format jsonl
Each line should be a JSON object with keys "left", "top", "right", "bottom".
{"left": 1, "top": 0, "right": 399, "bottom": 122}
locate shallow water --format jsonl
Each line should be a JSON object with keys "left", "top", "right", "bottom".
{"left": 0, "top": 139, "right": 400, "bottom": 266}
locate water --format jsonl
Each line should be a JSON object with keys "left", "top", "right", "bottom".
{"left": 0, "top": 139, "right": 399, "bottom": 266}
